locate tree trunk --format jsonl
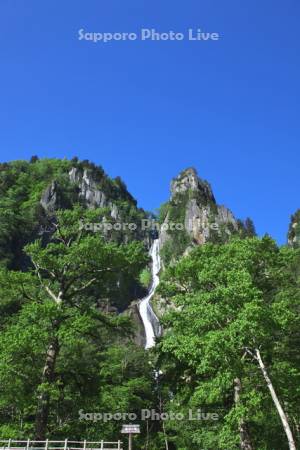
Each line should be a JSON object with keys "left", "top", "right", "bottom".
{"left": 255, "top": 349, "right": 296, "bottom": 450}
{"left": 234, "top": 377, "right": 254, "bottom": 450}
{"left": 162, "top": 419, "right": 169, "bottom": 450}
{"left": 145, "top": 420, "right": 149, "bottom": 450}
{"left": 35, "top": 338, "right": 59, "bottom": 440}
{"left": 158, "top": 395, "right": 169, "bottom": 450}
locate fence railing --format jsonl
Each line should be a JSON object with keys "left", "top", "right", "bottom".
{"left": 0, "top": 440, "right": 123, "bottom": 450}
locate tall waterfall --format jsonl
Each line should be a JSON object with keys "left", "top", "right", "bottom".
{"left": 139, "top": 239, "right": 161, "bottom": 349}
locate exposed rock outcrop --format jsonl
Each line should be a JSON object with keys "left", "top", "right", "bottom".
{"left": 288, "top": 210, "right": 300, "bottom": 248}
{"left": 40, "top": 181, "right": 59, "bottom": 213}
{"left": 171, "top": 167, "right": 215, "bottom": 203}
{"left": 39, "top": 165, "right": 154, "bottom": 251}
{"left": 159, "top": 168, "right": 240, "bottom": 263}
{"left": 40, "top": 167, "right": 120, "bottom": 220}
{"left": 69, "top": 167, "right": 108, "bottom": 208}
{"left": 123, "top": 301, "right": 146, "bottom": 347}
{"left": 184, "top": 199, "right": 238, "bottom": 246}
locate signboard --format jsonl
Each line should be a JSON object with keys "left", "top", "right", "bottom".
{"left": 121, "top": 425, "right": 140, "bottom": 434}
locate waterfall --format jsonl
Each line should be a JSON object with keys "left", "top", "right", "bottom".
{"left": 139, "top": 239, "right": 161, "bottom": 349}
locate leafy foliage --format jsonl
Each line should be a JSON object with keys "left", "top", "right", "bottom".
{"left": 156, "top": 238, "right": 300, "bottom": 449}
{"left": 0, "top": 158, "right": 299, "bottom": 449}
{"left": 0, "top": 158, "right": 147, "bottom": 269}
{"left": 0, "top": 206, "right": 151, "bottom": 439}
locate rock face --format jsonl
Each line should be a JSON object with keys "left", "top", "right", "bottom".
{"left": 40, "top": 181, "right": 59, "bottom": 213}
{"left": 159, "top": 168, "right": 240, "bottom": 263}
{"left": 288, "top": 210, "right": 300, "bottom": 248}
{"left": 123, "top": 302, "right": 146, "bottom": 347}
{"left": 184, "top": 199, "right": 238, "bottom": 246}
{"left": 171, "top": 167, "right": 215, "bottom": 203}
{"left": 40, "top": 167, "right": 120, "bottom": 219}
{"left": 40, "top": 165, "right": 152, "bottom": 246}
{"left": 69, "top": 167, "right": 108, "bottom": 209}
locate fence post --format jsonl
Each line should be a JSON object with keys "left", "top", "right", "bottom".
{"left": 8, "top": 439, "right": 11, "bottom": 450}
{"left": 45, "top": 439, "right": 49, "bottom": 450}
{"left": 64, "top": 439, "right": 68, "bottom": 450}
{"left": 83, "top": 440, "right": 86, "bottom": 450}
{"left": 26, "top": 439, "right": 30, "bottom": 450}
{"left": 117, "top": 440, "right": 121, "bottom": 450}
{"left": 100, "top": 441, "right": 103, "bottom": 450}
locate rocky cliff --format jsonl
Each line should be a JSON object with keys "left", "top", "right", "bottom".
{"left": 0, "top": 158, "right": 151, "bottom": 311}
{"left": 159, "top": 168, "right": 252, "bottom": 264}
{"left": 288, "top": 210, "right": 300, "bottom": 248}
{"left": 68, "top": 167, "right": 117, "bottom": 214}
{"left": 40, "top": 162, "right": 151, "bottom": 246}
{"left": 41, "top": 167, "right": 119, "bottom": 217}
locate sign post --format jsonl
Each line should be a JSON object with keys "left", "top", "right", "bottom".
{"left": 121, "top": 424, "right": 140, "bottom": 450}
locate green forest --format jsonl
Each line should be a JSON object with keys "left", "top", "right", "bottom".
{"left": 0, "top": 158, "right": 299, "bottom": 450}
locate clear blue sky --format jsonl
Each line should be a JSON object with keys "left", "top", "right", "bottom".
{"left": 1, "top": 0, "right": 299, "bottom": 244}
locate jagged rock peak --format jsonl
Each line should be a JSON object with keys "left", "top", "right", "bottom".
{"left": 159, "top": 167, "right": 240, "bottom": 263}
{"left": 171, "top": 167, "right": 215, "bottom": 203}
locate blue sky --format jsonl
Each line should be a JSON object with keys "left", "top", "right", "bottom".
{"left": 0, "top": 0, "right": 299, "bottom": 244}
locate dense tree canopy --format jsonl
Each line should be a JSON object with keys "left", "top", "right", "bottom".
{"left": 156, "top": 238, "right": 300, "bottom": 449}
{"left": 0, "top": 207, "right": 150, "bottom": 440}
{"left": 0, "top": 159, "right": 299, "bottom": 449}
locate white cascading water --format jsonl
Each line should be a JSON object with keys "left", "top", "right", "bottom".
{"left": 139, "top": 239, "right": 161, "bottom": 349}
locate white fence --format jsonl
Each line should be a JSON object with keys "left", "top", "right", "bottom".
{"left": 0, "top": 440, "right": 123, "bottom": 450}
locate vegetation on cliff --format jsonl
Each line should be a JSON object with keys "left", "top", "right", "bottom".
{"left": 0, "top": 158, "right": 299, "bottom": 449}
{"left": 0, "top": 157, "right": 148, "bottom": 270}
